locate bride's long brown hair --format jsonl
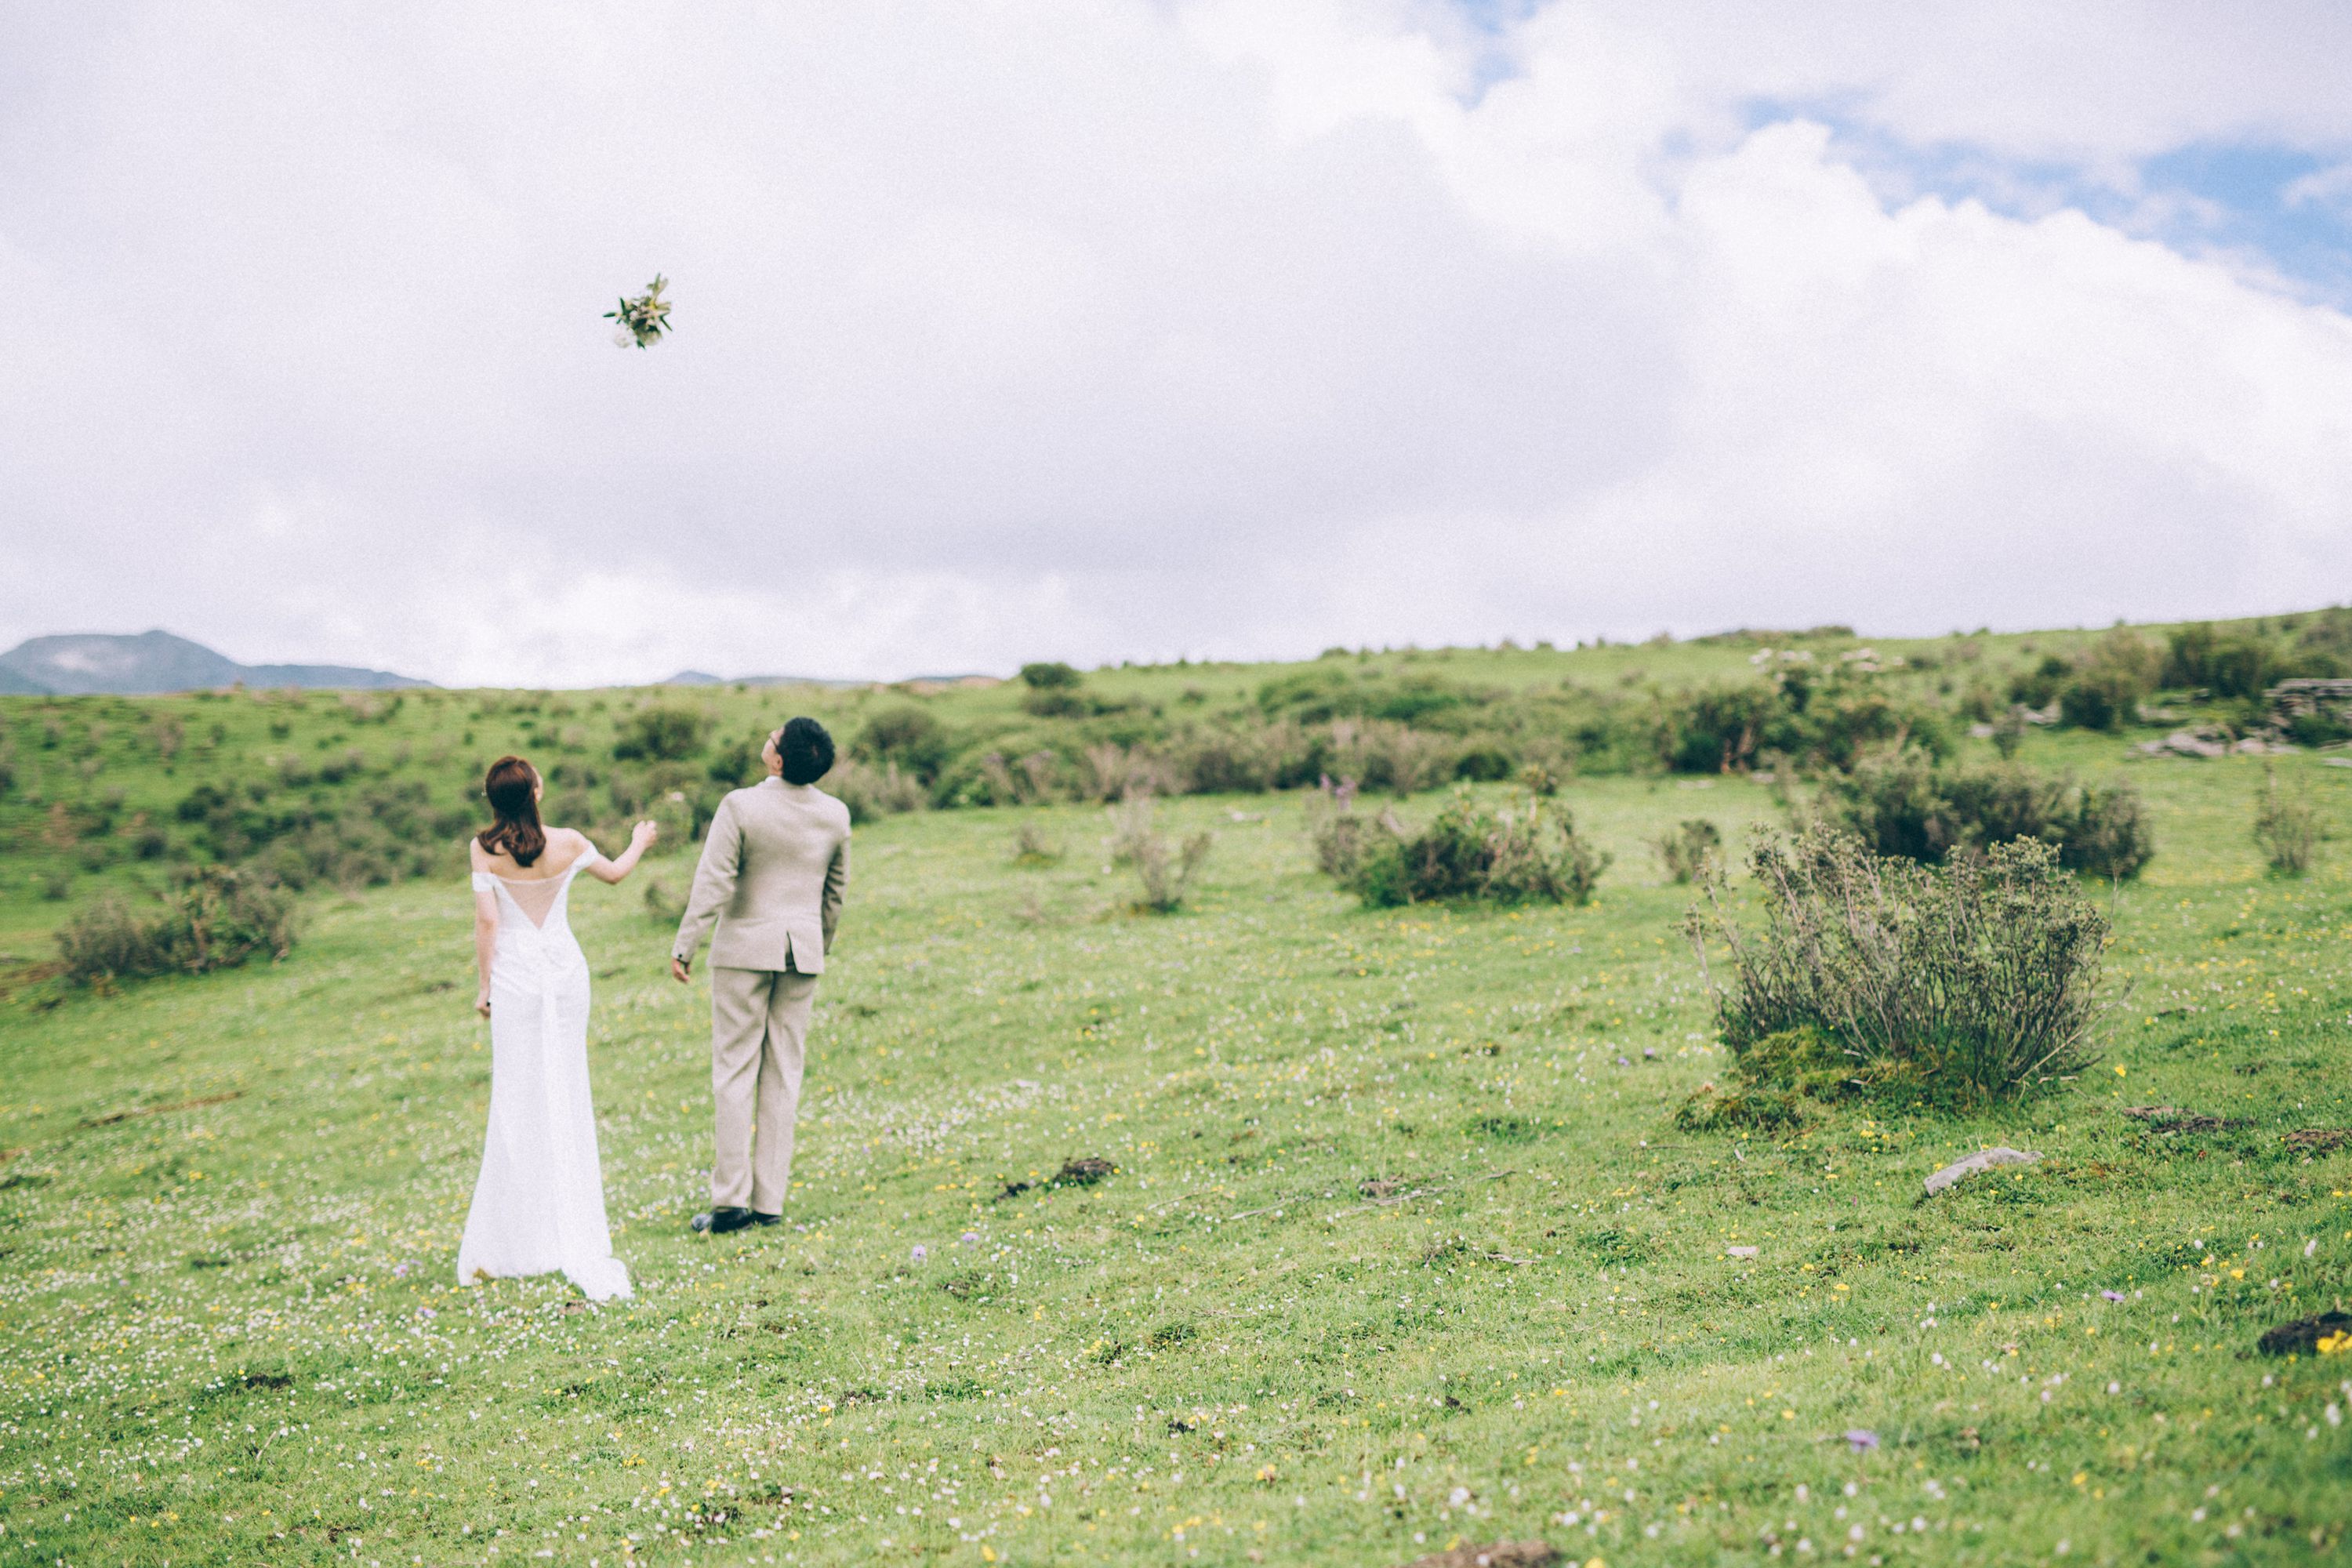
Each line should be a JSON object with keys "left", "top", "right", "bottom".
{"left": 476, "top": 756, "right": 546, "bottom": 867}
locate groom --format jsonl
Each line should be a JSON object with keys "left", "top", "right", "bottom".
{"left": 670, "top": 717, "right": 851, "bottom": 1236}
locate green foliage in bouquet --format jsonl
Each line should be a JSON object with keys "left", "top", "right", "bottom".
{"left": 605, "top": 274, "right": 673, "bottom": 348}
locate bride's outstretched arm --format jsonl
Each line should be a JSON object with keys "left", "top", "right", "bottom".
{"left": 584, "top": 820, "right": 659, "bottom": 884}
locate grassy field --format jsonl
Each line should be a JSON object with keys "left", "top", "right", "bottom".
{"left": 3, "top": 665, "right": 2352, "bottom": 1566}
{"left": 0, "top": 616, "right": 2259, "bottom": 956}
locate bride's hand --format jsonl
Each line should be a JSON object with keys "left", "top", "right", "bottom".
{"left": 474, "top": 989, "right": 492, "bottom": 1018}
{"left": 630, "top": 819, "right": 659, "bottom": 848}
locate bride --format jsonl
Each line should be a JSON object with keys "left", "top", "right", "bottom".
{"left": 458, "top": 755, "right": 656, "bottom": 1301}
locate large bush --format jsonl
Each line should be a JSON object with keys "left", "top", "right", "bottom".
{"left": 858, "top": 706, "right": 953, "bottom": 782}
{"left": 1345, "top": 791, "right": 1608, "bottom": 908}
{"left": 613, "top": 705, "right": 711, "bottom": 761}
{"left": 1688, "top": 828, "right": 2107, "bottom": 1108}
{"left": 1018, "top": 661, "right": 1082, "bottom": 690}
{"left": 1650, "top": 674, "right": 1945, "bottom": 775}
{"left": 829, "top": 758, "right": 927, "bottom": 822}
{"left": 1659, "top": 684, "right": 1777, "bottom": 773}
{"left": 57, "top": 868, "right": 296, "bottom": 986}
{"left": 1824, "top": 749, "right": 2152, "bottom": 880}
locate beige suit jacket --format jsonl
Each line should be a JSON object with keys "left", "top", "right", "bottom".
{"left": 672, "top": 778, "right": 851, "bottom": 973}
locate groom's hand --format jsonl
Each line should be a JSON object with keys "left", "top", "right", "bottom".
{"left": 670, "top": 956, "right": 691, "bottom": 985}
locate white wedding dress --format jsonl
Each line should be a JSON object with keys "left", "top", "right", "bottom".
{"left": 456, "top": 845, "right": 632, "bottom": 1301}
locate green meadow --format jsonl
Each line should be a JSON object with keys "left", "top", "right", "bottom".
{"left": 2, "top": 631, "right": 2351, "bottom": 1566}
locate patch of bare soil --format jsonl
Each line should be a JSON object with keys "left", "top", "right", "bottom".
{"left": 2256, "top": 1311, "right": 2352, "bottom": 1356}
{"left": 1396, "top": 1544, "right": 1558, "bottom": 1568}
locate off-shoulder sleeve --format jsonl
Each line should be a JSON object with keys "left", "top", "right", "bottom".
{"left": 470, "top": 872, "right": 496, "bottom": 892}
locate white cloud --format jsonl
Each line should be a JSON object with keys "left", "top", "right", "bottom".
{"left": 1576, "top": 0, "right": 2352, "bottom": 165}
{"left": 2285, "top": 162, "right": 2352, "bottom": 218}
{"left": 1, "top": 1, "right": 2349, "bottom": 684}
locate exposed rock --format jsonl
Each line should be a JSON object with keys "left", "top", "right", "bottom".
{"left": 1922, "top": 1146, "right": 2040, "bottom": 1196}
{"left": 2136, "top": 730, "right": 2227, "bottom": 759}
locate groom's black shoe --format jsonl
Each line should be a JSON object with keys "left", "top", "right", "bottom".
{"left": 750, "top": 1211, "right": 782, "bottom": 1228}
{"left": 692, "top": 1206, "right": 755, "bottom": 1236}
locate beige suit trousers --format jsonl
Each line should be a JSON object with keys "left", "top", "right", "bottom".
{"left": 710, "top": 965, "right": 818, "bottom": 1212}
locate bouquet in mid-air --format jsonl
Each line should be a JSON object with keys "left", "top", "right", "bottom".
{"left": 605, "top": 275, "right": 673, "bottom": 348}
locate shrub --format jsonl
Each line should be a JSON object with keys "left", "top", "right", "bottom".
{"left": 2056, "top": 670, "right": 2131, "bottom": 730}
{"left": 2053, "top": 633, "right": 2159, "bottom": 729}
{"left": 2082, "top": 626, "right": 2161, "bottom": 695}
{"left": 613, "top": 705, "right": 711, "bottom": 761}
{"left": 1109, "top": 799, "right": 1212, "bottom": 913}
{"left": 641, "top": 875, "right": 686, "bottom": 924}
{"left": 858, "top": 706, "right": 952, "bottom": 782}
{"left": 645, "top": 789, "right": 695, "bottom": 854}
{"left": 1078, "top": 742, "right": 1175, "bottom": 803}
{"left": 1330, "top": 720, "right": 1455, "bottom": 796}
{"left": 2286, "top": 708, "right": 2352, "bottom": 747}
{"left": 2163, "top": 623, "right": 2282, "bottom": 698}
{"left": 1452, "top": 743, "right": 1515, "bottom": 782}
{"left": 1654, "top": 818, "right": 1722, "bottom": 884}
{"left": 2056, "top": 782, "right": 2154, "bottom": 880}
{"left": 1660, "top": 684, "right": 1777, "bottom": 773}
{"left": 1169, "top": 722, "right": 1306, "bottom": 796}
{"left": 1688, "top": 828, "right": 2107, "bottom": 1107}
{"left": 1991, "top": 706, "right": 2026, "bottom": 759}
{"left": 2009, "top": 653, "right": 2074, "bottom": 710}
{"left": 829, "top": 759, "right": 926, "bottom": 822}
{"left": 2253, "top": 767, "right": 2323, "bottom": 876}
{"left": 1482, "top": 800, "right": 1609, "bottom": 905}
{"left": 1304, "top": 776, "right": 1370, "bottom": 879}
{"left": 1824, "top": 749, "right": 2152, "bottom": 879}
{"left": 1348, "top": 792, "right": 1608, "bottom": 908}
{"left": 978, "top": 750, "right": 1063, "bottom": 805}
{"left": 1018, "top": 661, "right": 1082, "bottom": 690}
{"left": 1011, "top": 823, "right": 1062, "bottom": 866}
{"left": 706, "top": 737, "right": 757, "bottom": 786}
{"left": 1790, "top": 681, "right": 1948, "bottom": 772}
{"left": 1019, "top": 688, "right": 1088, "bottom": 718}
{"left": 57, "top": 869, "right": 296, "bottom": 986}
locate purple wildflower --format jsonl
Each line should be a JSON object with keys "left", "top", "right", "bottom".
{"left": 1843, "top": 1429, "right": 1879, "bottom": 1452}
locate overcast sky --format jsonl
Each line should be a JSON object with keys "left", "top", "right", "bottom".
{"left": 4, "top": 2, "right": 2350, "bottom": 685}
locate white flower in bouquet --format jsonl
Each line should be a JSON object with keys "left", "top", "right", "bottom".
{"left": 604, "top": 274, "right": 673, "bottom": 348}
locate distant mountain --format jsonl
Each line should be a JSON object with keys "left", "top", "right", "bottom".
{"left": 658, "top": 670, "right": 871, "bottom": 688}
{"left": 0, "top": 630, "right": 428, "bottom": 695}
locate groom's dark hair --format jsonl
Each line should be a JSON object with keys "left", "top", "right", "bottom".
{"left": 777, "top": 717, "right": 836, "bottom": 786}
